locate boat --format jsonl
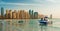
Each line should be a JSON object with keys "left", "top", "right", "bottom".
{"left": 39, "top": 21, "right": 48, "bottom": 25}
{"left": 39, "top": 16, "right": 53, "bottom": 25}
{"left": 39, "top": 19, "right": 52, "bottom": 25}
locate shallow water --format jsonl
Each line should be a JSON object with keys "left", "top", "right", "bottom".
{"left": 0, "top": 19, "right": 60, "bottom": 31}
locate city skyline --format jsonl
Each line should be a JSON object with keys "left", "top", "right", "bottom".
{"left": 0, "top": 7, "right": 39, "bottom": 19}
{"left": 0, "top": 0, "right": 60, "bottom": 18}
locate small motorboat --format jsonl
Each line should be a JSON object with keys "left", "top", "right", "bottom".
{"left": 39, "top": 16, "right": 53, "bottom": 25}
{"left": 39, "top": 21, "right": 48, "bottom": 25}
{"left": 39, "top": 20, "right": 52, "bottom": 25}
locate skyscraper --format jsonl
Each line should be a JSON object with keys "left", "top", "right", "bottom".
{"left": 16, "top": 10, "right": 20, "bottom": 19}
{"left": 50, "top": 14, "right": 52, "bottom": 19}
{"left": 29, "top": 9, "right": 32, "bottom": 15}
{"left": 32, "top": 10, "right": 34, "bottom": 19}
{"left": 34, "top": 12, "right": 38, "bottom": 19}
{"left": 29, "top": 9, "right": 34, "bottom": 19}
{"left": 12, "top": 12, "right": 16, "bottom": 19}
{"left": 12, "top": 10, "right": 17, "bottom": 19}
{"left": 8, "top": 10, "right": 12, "bottom": 19}
{"left": 1, "top": 7, "right": 4, "bottom": 16}
{"left": 5, "top": 10, "right": 9, "bottom": 18}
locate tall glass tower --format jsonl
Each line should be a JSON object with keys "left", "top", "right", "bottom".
{"left": 34, "top": 12, "right": 38, "bottom": 19}
{"left": 29, "top": 9, "right": 34, "bottom": 19}
{"left": 29, "top": 9, "right": 32, "bottom": 15}
{"left": 1, "top": 7, "right": 4, "bottom": 16}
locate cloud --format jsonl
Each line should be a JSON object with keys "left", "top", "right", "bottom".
{"left": 2, "top": 0, "right": 37, "bottom": 4}
{"left": 0, "top": 0, "right": 5, "bottom": 4}
{"left": 46, "top": 0, "right": 55, "bottom": 2}
{"left": 0, "top": 1, "right": 44, "bottom": 6}
{"left": 34, "top": 0, "right": 60, "bottom": 4}
{"left": 0, "top": 0, "right": 2, "bottom": 1}
{"left": 46, "top": 0, "right": 60, "bottom": 3}
{"left": 34, "top": 0, "right": 46, "bottom": 3}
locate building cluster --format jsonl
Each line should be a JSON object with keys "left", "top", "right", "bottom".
{"left": 5, "top": 10, "right": 30, "bottom": 19}
{"left": 0, "top": 7, "right": 52, "bottom": 19}
{"left": 0, "top": 7, "right": 40, "bottom": 19}
{"left": 29, "top": 9, "right": 38, "bottom": 19}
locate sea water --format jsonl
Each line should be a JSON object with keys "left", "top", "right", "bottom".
{"left": 0, "top": 18, "right": 60, "bottom": 31}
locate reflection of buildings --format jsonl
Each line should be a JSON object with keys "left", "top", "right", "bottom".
{"left": 4, "top": 19, "right": 28, "bottom": 31}
{"left": 0, "top": 21, "right": 3, "bottom": 31}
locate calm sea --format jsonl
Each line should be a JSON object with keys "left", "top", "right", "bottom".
{"left": 0, "top": 18, "right": 60, "bottom": 31}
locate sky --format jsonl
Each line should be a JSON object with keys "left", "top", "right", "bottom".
{"left": 0, "top": 0, "right": 60, "bottom": 18}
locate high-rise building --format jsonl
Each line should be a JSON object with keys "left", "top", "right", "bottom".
{"left": 22, "top": 10, "right": 25, "bottom": 19}
{"left": 32, "top": 10, "right": 34, "bottom": 19}
{"left": 50, "top": 14, "right": 52, "bottom": 19}
{"left": 12, "top": 10, "right": 17, "bottom": 19}
{"left": 1, "top": 7, "right": 4, "bottom": 16}
{"left": 16, "top": 10, "right": 20, "bottom": 19}
{"left": 12, "top": 12, "right": 17, "bottom": 19}
{"left": 29, "top": 9, "right": 31, "bottom": 19}
{"left": 14, "top": 10, "right": 16, "bottom": 13}
{"left": 20, "top": 10, "right": 25, "bottom": 19}
{"left": 29, "top": 9, "right": 34, "bottom": 19}
{"left": 24, "top": 11, "right": 30, "bottom": 19}
{"left": 22, "top": 10, "right": 24, "bottom": 19}
{"left": 19, "top": 10, "right": 22, "bottom": 19}
{"left": 29, "top": 9, "right": 32, "bottom": 15}
{"left": 5, "top": 10, "right": 9, "bottom": 18}
{"left": 8, "top": 10, "right": 12, "bottom": 19}
{"left": 19, "top": 10, "right": 30, "bottom": 19}
{"left": 34, "top": 12, "right": 38, "bottom": 19}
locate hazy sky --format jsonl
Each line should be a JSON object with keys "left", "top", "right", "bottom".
{"left": 0, "top": 0, "right": 60, "bottom": 18}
